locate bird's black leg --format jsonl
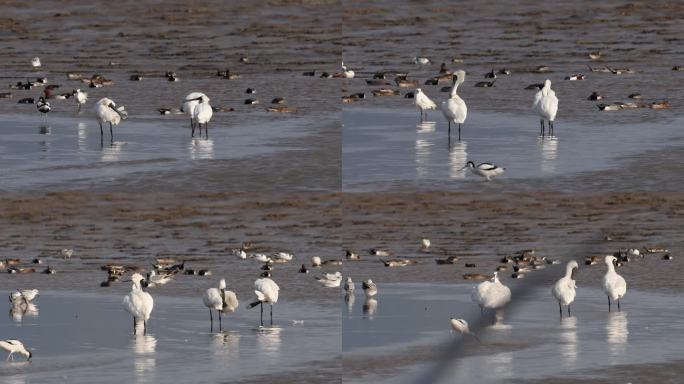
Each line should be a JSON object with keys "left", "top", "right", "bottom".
{"left": 567, "top": 305, "right": 571, "bottom": 317}
{"left": 540, "top": 120, "right": 545, "bottom": 137}
{"left": 608, "top": 296, "right": 611, "bottom": 312}
{"left": 144, "top": 321, "right": 147, "bottom": 335}
{"left": 99, "top": 122, "right": 103, "bottom": 137}
{"left": 260, "top": 302, "right": 263, "bottom": 326}
{"left": 109, "top": 123, "right": 113, "bottom": 143}
{"left": 458, "top": 124, "right": 462, "bottom": 141}
{"left": 219, "top": 311, "right": 222, "bottom": 331}
{"left": 270, "top": 304, "right": 273, "bottom": 326}
{"left": 205, "top": 123, "right": 209, "bottom": 139}
{"left": 550, "top": 121, "right": 554, "bottom": 136}
{"left": 617, "top": 299, "right": 621, "bottom": 312}
{"left": 559, "top": 301, "right": 563, "bottom": 317}
{"left": 133, "top": 317, "right": 136, "bottom": 334}
{"left": 209, "top": 309, "right": 213, "bottom": 331}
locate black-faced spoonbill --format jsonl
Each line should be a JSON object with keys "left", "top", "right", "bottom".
{"left": 95, "top": 97, "right": 127, "bottom": 144}
{"left": 602, "top": 256, "right": 627, "bottom": 311}
{"left": 248, "top": 277, "right": 280, "bottom": 326}
{"left": 123, "top": 273, "right": 154, "bottom": 334}
{"left": 552, "top": 260, "right": 578, "bottom": 317}
{"left": 532, "top": 79, "right": 558, "bottom": 137}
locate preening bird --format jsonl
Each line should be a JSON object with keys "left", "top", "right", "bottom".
{"left": 602, "top": 256, "right": 627, "bottom": 312}
{"left": 190, "top": 94, "right": 212, "bottom": 138}
{"left": 122, "top": 273, "right": 154, "bottom": 334}
{"left": 471, "top": 272, "right": 511, "bottom": 313}
{"left": 414, "top": 88, "right": 436, "bottom": 120}
{"left": 362, "top": 279, "right": 377, "bottom": 298}
{"left": 552, "top": 260, "right": 578, "bottom": 317}
{"left": 248, "top": 277, "right": 280, "bottom": 326}
{"left": 203, "top": 278, "right": 239, "bottom": 331}
{"left": 95, "top": 97, "right": 127, "bottom": 143}
{"left": 532, "top": 79, "right": 558, "bottom": 136}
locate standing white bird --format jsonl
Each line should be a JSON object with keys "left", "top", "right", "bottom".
{"left": 72, "top": 89, "right": 88, "bottom": 112}
{"left": 362, "top": 279, "right": 377, "bottom": 298}
{"left": 552, "top": 260, "right": 578, "bottom": 317}
{"left": 532, "top": 79, "right": 559, "bottom": 137}
{"left": 449, "top": 318, "right": 480, "bottom": 341}
{"left": 441, "top": 70, "right": 468, "bottom": 141}
{"left": 462, "top": 161, "right": 505, "bottom": 181}
{"left": 203, "top": 278, "right": 239, "bottom": 331}
{"left": 414, "top": 88, "right": 436, "bottom": 120}
{"left": 95, "top": 97, "right": 127, "bottom": 143}
{"left": 36, "top": 97, "right": 50, "bottom": 121}
{"left": 471, "top": 272, "right": 511, "bottom": 313}
{"left": 311, "top": 256, "right": 322, "bottom": 267}
{"left": 342, "top": 62, "right": 355, "bottom": 79}
{"left": 31, "top": 57, "right": 41, "bottom": 68}
{"left": 248, "top": 277, "right": 280, "bottom": 326}
{"left": 181, "top": 92, "right": 206, "bottom": 133}
{"left": 60, "top": 248, "right": 73, "bottom": 259}
{"left": 602, "top": 256, "right": 627, "bottom": 312}
{"left": 123, "top": 273, "right": 154, "bottom": 334}
{"left": 190, "top": 94, "right": 212, "bottom": 138}
{"left": 344, "top": 277, "right": 355, "bottom": 294}
{"left": 0, "top": 340, "right": 32, "bottom": 361}
{"left": 421, "top": 238, "right": 431, "bottom": 249}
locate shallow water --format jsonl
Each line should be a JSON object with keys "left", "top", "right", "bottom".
{"left": 343, "top": 107, "right": 683, "bottom": 190}
{"left": 342, "top": 282, "right": 684, "bottom": 383}
{"left": 0, "top": 291, "right": 340, "bottom": 383}
{"left": 0, "top": 114, "right": 312, "bottom": 191}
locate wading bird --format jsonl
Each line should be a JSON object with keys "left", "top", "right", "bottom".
{"left": 0, "top": 340, "right": 32, "bottom": 361}
{"left": 72, "top": 89, "right": 87, "bottom": 111}
{"left": 602, "top": 256, "right": 627, "bottom": 312}
{"left": 95, "top": 98, "right": 127, "bottom": 143}
{"left": 189, "top": 94, "right": 212, "bottom": 138}
{"left": 449, "top": 318, "right": 480, "bottom": 341}
{"left": 203, "top": 278, "right": 239, "bottom": 331}
{"left": 552, "top": 260, "right": 578, "bottom": 317}
{"left": 415, "top": 88, "right": 436, "bottom": 120}
{"left": 36, "top": 97, "right": 50, "bottom": 121}
{"left": 123, "top": 273, "right": 154, "bottom": 334}
{"left": 248, "top": 276, "right": 279, "bottom": 326}
{"left": 471, "top": 272, "right": 511, "bottom": 313}
{"left": 532, "top": 79, "right": 558, "bottom": 137}
{"left": 462, "top": 161, "right": 505, "bottom": 181}
{"left": 441, "top": 70, "right": 467, "bottom": 141}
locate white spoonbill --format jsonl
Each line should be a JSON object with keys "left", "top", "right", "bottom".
{"left": 203, "top": 278, "right": 239, "bottom": 331}
{"left": 248, "top": 277, "right": 280, "bottom": 326}
{"left": 95, "top": 97, "right": 127, "bottom": 143}
{"left": 72, "top": 89, "right": 87, "bottom": 112}
{"left": 181, "top": 92, "right": 206, "bottom": 132}
{"left": 532, "top": 79, "right": 558, "bottom": 136}
{"left": 0, "top": 340, "right": 32, "bottom": 361}
{"left": 123, "top": 272, "right": 154, "bottom": 334}
{"left": 462, "top": 161, "right": 505, "bottom": 181}
{"left": 342, "top": 62, "right": 355, "bottom": 79}
{"left": 602, "top": 256, "right": 627, "bottom": 312}
{"left": 471, "top": 271, "right": 511, "bottom": 313}
{"left": 441, "top": 70, "right": 467, "bottom": 141}
{"left": 362, "top": 279, "right": 377, "bottom": 298}
{"left": 552, "top": 260, "right": 578, "bottom": 317}
{"left": 415, "top": 88, "right": 436, "bottom": 120}
{"left": 190, "top": 94, "right": 212, "bottom": 138}
{"left": 449, "top": 318, "right": 480, "bottom": 341}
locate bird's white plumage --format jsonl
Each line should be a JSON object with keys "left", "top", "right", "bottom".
{"left": 552, "top": 260, "right": 578, "bottom": 306}
{"left": 311, "top": 256, "right": 322, "bottom": 267}
{"left": 254, "top": 277, "right": 279, "bottom": 304}
{"left": 472, "top": 272, "right": 511, "bottom": 310}
{"left": 362, "top": 279, "right": 377, "bottom": 297}
{"left": 602, "top": 256, "right": 627, "bottom": 301}
{"left": 342, "top": 62, "right": 355, "bottom": 79}
{"left": 415, "top": 89, "right": 436, "bottom": 112}
{"left": 317, "top": 271, "right": 342, "bottom": 287}
{"left": 95, "top": 98, "right": 124, "bottom": 126}
{"left": 0, "top": 339, "right": 31, "bottom": 360}
{"left": 464, "top": 161, "right": 505, "bottom": 181}
{"left": 31, "top": 57, "right": 41, "bottom": 68}
{"left": 123, "top": 273, "right": 154, "bottom": 325}
{"left": 533, "top": 79, "right": 558, "bottom": 121}
{"left": 450, "top": 318, "right": 471, "bottom": 334}
{"left": 182, "top": 92, "right": 205, "bottom": 122}
{"left": 193, "top": 95, "right": 213, "bottom": 124}
{"left": 441, "top": 70, "right": 468, "bottom": 124}
{"left": 344, "top": 277, "right": 355, "bottom": 293}
{"left": 203, "top": 279, "right": 239, "bottom": 313}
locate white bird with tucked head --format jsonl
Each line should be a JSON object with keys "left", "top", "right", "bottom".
{"left": 552, "top": 260, "right": 578, "bottom": 317}
{"left": 248, "top": 277, "right": 280, "bottom": 326}
{"left": 602, "top": 256, "right": 627, "bottom": 312}
{"left": 31, "top": 57, "right": 41, "bottom": 68}
{"left": 441, "top": 70, "right": 468, "bottom": 141}
{"left": 532, "top": 79, "right": 558, "bottom": 137}
{"left": 471, "top": 272, "right": 511, "bottom": 313}
{"left": 415, "top": 88, "right": 436, "bottom": 120}
{"left": 449, "top": 318, "right": 480, "bottom": 341}
{"left": 203, "top": 278, "right": 239, "bottom": 331}
{"left": 362, "top": 279, "right": 377, "bottom": 298}
{"left": 123, "top": 272, "right": 154, "bottom": 334}
{"left": 190, "top": 94, "right": 212, "bottom": 138}
{"left": 0, "top": 339, "right": 32, "bottom": 361}
{"left": 95, "top": 97, "right": 127, "bottom": 143}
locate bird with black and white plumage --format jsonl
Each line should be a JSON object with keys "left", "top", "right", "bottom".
{"left": 344, "top": 277, "right": 355, "bottom": 294}
{"left": 0, "top": 339, "right": 32, "bottom": 361}
{"left": 462, "top": 161, "right": 505, "bottom": 181}
{"left": 203, "top": 278, "right": 239, "bottom": 331}
{"left": 362, "top": 279, "right": 377, "bottom": 298}
{"left": 9, "top": 289, "right": 39, "bottom": 305}
{"left": 342, "top": 62, "right": 355, "bottom": 79}
{"left": 248, "top": 277, "right": 280, "bottom": 326}
{"left": 36, "top": 97, "right": 50, "bottom": 121}
{"left": 449, "top": 318, "right": 480, "bottom": 341}
{"left": 146, "top": 270, "right": 173, "bottom": 288}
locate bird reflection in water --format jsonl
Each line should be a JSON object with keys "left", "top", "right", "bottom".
{"left": 189, "top": 138, "right": 215, "bottom": 160}
{"left": 490, "top": 310, "right": 512, "bottom": 330}
{"left": 415, "top": 122, "right": 436, "bottom": 178}
{"left": 559, "top": 316, "right": 578, "bottom": 367}
{"left": 538, "top": 136, "right": 558, "bottom": 174}
{"left": 132, "top": 333, "right": 157, "bottom": 382}
{"left": 77, "top": 122, "right": 87, "bottom": 153}
{"left": 101, "top": 141, "right": 125, "bottom": 162}
{"left": 362, "top": 297, "right": 377, "bottom": 319}
{"left": 345, "top": 293, "right": 355, "bottom": 317}
{"left": 607, "top": 311, "right": 628, "bottom": 359}
{"left": 256, "top": 326, "right": 282, "bottom": 359}
{"left": 9, "top": 302, "right": 39, "bottom": 323}
{"left": 211, "top": 331, "right": 241, "bottom": 361}
{"left": 449, "top": 140, "right": 468, "bottom": 179}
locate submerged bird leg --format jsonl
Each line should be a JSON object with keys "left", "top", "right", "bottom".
{"left": 144, "top": 321, "right": 147, "bottom": 335}
{"left": 550, "top": 121, "right": 554, "bottom": 136}
{"left": 209, "top": 309, "right": 213, "bottom": 330}
{"left": 540, "top": 119, "right": 545, "bottom": 137}
{"left": 205, "top": 123, "right": 209, "bottom": 139}
{"left": 567, "top": 305, "right": 571, "bottom": 317}
{"left": 558, "top": 301, "right": 563, "bottom": 317}
{"left": 608, "top": 296, "right": 611, "bottom": 312}
{"left": 99, "top": 122, "right": 103, "bottom": 137}
{"left": 458, "top": 124, "right": 462, "bottom": 141}
{"left": 219, "top": 310, "right": 222, "bottom": 331}
{"left": 270, "top": 304, "right": 273, "bottom": 325}
{"left": 260, "top": 302, "right": 264, "bottom": 326}
{"left": 109, "top": 122, "right": 113, "bottom": 142}
{"left": 133, "top": 317, "right": 136, "bottom": 334}
{"left": 617, "top": 299, "right": 621, "bottom": 312}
